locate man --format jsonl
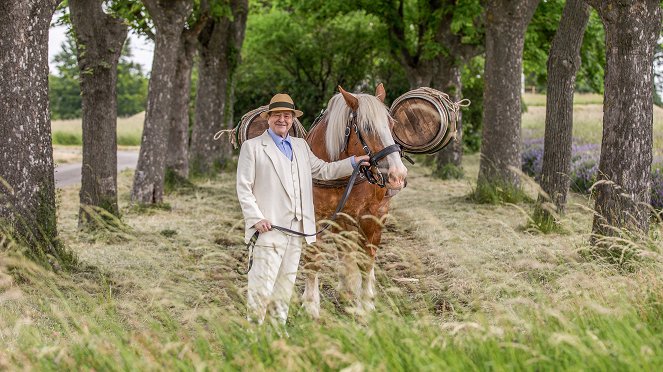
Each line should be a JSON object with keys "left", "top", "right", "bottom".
{"left": 236, "top": 93, "right": 368, "bottom": 325}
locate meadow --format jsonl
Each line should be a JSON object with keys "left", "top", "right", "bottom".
{"left": 51, "top": 112, "right": 144, "bottom": 147}
{"left": 1, "top": 95, "right": 662, "bottom": 370}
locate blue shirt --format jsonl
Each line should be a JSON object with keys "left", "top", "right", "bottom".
{"left": 267, "top": 128, "right": 358, "bottom": 167}
{"left": 267, "top": 128, "right": 293, "bottom": 161}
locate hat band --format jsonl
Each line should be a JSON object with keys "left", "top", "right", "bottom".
{"left": 269, "top": 102, "right": 295, "bottom": 111}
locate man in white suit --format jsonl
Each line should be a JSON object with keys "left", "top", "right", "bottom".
{"left": 236, "top": 93, "right": 368, "bottom": 325}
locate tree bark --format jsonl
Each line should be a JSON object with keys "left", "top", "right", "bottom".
{"left": 131, "top": 0, "right": 192, "bottom": 204}
{"left": 165, "top": 26, "right": 201, "bottom": 179}
{"left": 189, "top": 0, "right": 248, "bottom": 176}
{"left": 69, "top": 0, "right": 128, "bottom": 225}
{"left": 0, "top": 0, "right": 61, "bottom": 250}
{"left": 477, "top": 0, "right": 540, "bottom": 188}
{"left": 403, "top": 60, "right": 437, "bottom": 89}
{"left": 536, "top": 0, "right": 590, "bottom": 218}
{"left": 588, "top": 0, "right": 661, "bottom": 238}
{"left": 433, "top": 60, "right": 464, "bottom": 171}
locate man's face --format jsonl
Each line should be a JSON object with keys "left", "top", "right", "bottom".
{"left": 267, "top": 111, "right": 294, "bottom": 138}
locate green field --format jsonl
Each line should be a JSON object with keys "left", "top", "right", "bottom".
{"left": 51, "top": 112, "right": 144, "bottom": 146}
{"left": 2, "top": 95, "right": 662, "bottom": 369}
{"left": 522, "top": 94, "right": 663, "bottom": 157}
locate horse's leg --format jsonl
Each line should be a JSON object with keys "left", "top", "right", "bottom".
{"left": 302, "top": 242, "right": 322, "bottom": 319}
{"left": 357, "top": 210, "right": 386, "bottom": 313}
{"left": 336, "top": 225, "right": 362, "bottom": 306}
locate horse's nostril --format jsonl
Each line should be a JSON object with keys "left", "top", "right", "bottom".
{"left": 404, "top": 178, "right": 408, "bottom": 188}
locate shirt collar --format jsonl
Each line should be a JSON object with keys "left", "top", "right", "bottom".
{"left": 267, "top": 128, "right": 291, "bottom": 146}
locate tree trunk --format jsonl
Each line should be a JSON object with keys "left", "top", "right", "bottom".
{"left": 403, "top": 60, "right": 437, "bottom": 89}
{"left": 477, "top": 0, "right": 540, "bottom": 188}
{"left": 131, "top": 0, "right": 192, "bottom": 204}
{"left": 433, "top": 57, "right": 464, "bottom": 172}
{"left": 588, "top": 0, "right": 661, "bottom": 238}
{"left": 0, "top": 0, "right": 61, "bottom": 251}
{"left": 69, "top": 0, "right": 128, "bottom": 225}
{"left": 165, "top": 30, "right": 198, "bottom": 179}
{"left": 189, "top": 0, "right": 248, "bottom": 176}
{"left": 536, "top": 0, "right": 590, "bottom": 219}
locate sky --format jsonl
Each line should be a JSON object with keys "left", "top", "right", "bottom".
{"left": 48, "top": 24, "right": 155, "bottom": 74}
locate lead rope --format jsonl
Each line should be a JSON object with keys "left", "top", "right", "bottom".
{"left": 236, "top": 163, "right": 365, "bottom": 275}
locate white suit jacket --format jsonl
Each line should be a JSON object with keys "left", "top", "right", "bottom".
{"left": 236, "top": 131, "right": 354, "bottom": 244}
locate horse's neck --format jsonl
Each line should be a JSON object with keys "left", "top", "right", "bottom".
{"left": 306, "top": 118, "right": 349, "bottom": 162}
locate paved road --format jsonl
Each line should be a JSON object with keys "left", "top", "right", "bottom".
{"left": 55, "top": 151, "right": 139, "bottom": 188}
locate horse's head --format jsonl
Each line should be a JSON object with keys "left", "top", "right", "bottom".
{"left": 325, "top": 84, "right": 408, "bottom": 190}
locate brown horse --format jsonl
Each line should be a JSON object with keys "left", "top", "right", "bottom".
{"left": 303, "top": 84, "right": 408, "bottom": 318}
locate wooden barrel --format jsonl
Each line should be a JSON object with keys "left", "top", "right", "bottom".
{"left": 235, "top": 105, "right": 307, "bottom": 146}
{"left": 389, "top": 87, "right": 461, "bottom": 154}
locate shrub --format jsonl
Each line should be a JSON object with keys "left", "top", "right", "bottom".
{"left": 117, "top": 134, "right": 141, "bottom": 146}
{"left": 652, "top": 166, "right": 663, "bottom": 212}
{"left": 522, "top": 139, "right": 663, "bottom": 211}
{"left": 432, "top": 163, "right": 464, "bottom": 180}
{"left": 52, "top": 131, "right": 82, "bottom": 146}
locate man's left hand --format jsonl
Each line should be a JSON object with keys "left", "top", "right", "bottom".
{"left": 355, "top": 155, "right": 370, "bottom": 167}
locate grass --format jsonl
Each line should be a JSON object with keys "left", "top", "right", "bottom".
{"left": 51, "top": 112, "right": 144, "bottom": 147}
{"left": 3, "top": 97, "right": 663, "bottom": 368}
{"left": 3, "top": 151, "right": 663, "bottom": 369}
{"left": 522, "top": 92, "right": 604, "bottom": 106}
{"left": 521, "top": 97, "right": 663, "bottom": 156}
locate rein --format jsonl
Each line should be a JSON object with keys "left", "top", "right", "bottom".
{"left": 237, "top": 109, "right": 413, "bottom": 275}
{"left": 237, "top": 163, "right": 364, "bottom": 275}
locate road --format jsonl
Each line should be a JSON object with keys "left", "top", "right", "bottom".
{"left": 55, "top": 151, "right": 139, "bottom": 188}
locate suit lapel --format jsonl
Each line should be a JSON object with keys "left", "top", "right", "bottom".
{"left": 261, "top": 131, "right": 292, "bottom": 196}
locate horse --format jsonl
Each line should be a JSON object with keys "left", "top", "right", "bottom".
{"left": 302, "top": 84, "right": 408, "bottom": 318}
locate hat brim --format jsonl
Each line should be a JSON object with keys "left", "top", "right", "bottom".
{"left": 260, "top": 107, "right": 304, "bottom": 119}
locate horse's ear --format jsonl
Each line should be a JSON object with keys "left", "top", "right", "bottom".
{"left": 375, "top": 83, "right": 386, "bottom": 102}
{"left": 338, "top": 85, "right": 359, "bottom": 111}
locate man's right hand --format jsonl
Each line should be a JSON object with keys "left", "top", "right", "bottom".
{"left": 254, "top": 219, "right": 272, "bottom": 233}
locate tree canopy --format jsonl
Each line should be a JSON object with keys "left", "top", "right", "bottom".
{"left": 49, "top": 35, "right": 148, "bottom": 119}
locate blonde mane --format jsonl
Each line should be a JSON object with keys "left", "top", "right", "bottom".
{"left": 324, "top": 93, "right": 394, "bottom": 161}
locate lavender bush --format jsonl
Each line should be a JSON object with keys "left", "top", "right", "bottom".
{"left": 522, "top": 139, "right": 663, "bottom": 211}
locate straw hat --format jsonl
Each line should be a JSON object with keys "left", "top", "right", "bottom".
{"left": 259, "top": 93, "right": 304, "bottom": 119}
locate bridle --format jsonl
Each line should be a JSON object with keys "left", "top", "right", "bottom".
{"left": 341, "top": 111, "right": 413, "bottom": 187}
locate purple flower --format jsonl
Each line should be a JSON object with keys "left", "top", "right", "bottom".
{"left": 522, "top": 138, "right": 663, "bottom": 211}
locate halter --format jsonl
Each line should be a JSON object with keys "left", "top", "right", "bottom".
{"left": 342, "top": 111, "right": 413, "bottom": 187}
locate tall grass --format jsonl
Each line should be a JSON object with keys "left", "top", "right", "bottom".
{"left": 5, "top": 97, "right": 663, "bottom": 368}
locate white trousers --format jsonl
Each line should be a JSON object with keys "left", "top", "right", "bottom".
{"left": 247, "top": 218, "right": 303, "bottom": 325}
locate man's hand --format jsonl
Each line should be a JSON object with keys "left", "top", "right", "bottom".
{"left": 355, "top": 155, "right": 370, "bottom": 167}
{"left": 254, "top": 219, "right": 272, "bottom": 233}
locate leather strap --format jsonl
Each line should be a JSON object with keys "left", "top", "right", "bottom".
{"left": 236, "top": 164, "right": 364, "bottom": 275}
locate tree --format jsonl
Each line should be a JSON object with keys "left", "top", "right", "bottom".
{"left": 430, "top": 0, "right": 483, "bottom": 177}
{"left": 131, "top": 0, "right": 193, "bottom": 204}
{"left": 116, "top": 41, "right": 149, "bottom": 118}
{"left": 534, "top": 0, "right": 590, "bottom": 227}
{"left": 523, "top": 0, "right": 606, "bottom": 93}
{"left": 49, "top": 36, "right": 149, "bottom": 120}
{"left": 0, "top": 0, "right": 62, "bottom": 255}
{"left": 476, "top": 0, "right": 540, "bottom": 192}
{"left": 69, "top": 0, "right": 128, "bottom": 225}
{"left": 189, "top": 0, "right": 249, "bottom": 176}
{"left": 234, "top": 4, "right": 391, "bottom": 126}
{"left": 49, "top": 36, "right": 82, "bottom": 120}
{"left": 166, "top": 8, "right": 208, "bottom": 179}
{"left": 586, "top": 0, "right": 662, "bottom": 239}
